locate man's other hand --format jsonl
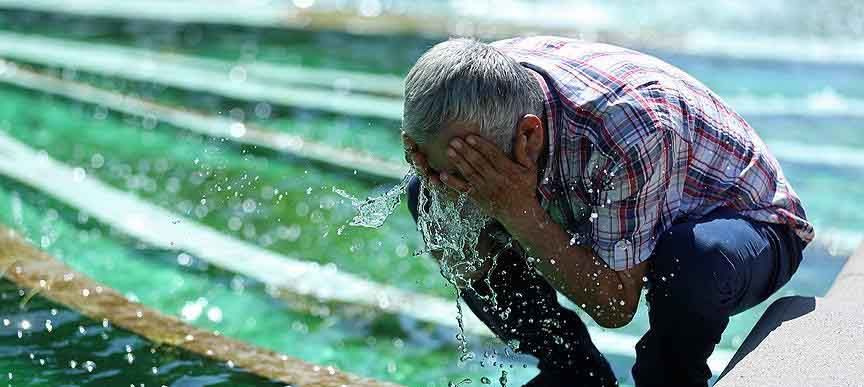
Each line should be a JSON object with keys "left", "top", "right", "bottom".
{"left": 401, "top": 131, "right": 441, "bottom": 186}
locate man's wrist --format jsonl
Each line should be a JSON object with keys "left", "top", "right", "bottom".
{"left": 498, "top": 200, "right": 547, "bottom": 242}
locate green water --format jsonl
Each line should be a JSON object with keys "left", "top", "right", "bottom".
{"left": 0, "top": 87, "right": 440, "bottom": 297}
{"left": 0, "top": 180, "right": 537, "bottom": 386}
{"left": 0, "top": 279, "right": 286, "bottom": 386}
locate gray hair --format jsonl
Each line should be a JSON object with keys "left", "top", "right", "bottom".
{"left": 402, "top": 38, "right": 544, "bottom": 153}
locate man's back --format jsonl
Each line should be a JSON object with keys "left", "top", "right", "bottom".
{"left": 493, "top": 36, "right": 813, "bottom": 270}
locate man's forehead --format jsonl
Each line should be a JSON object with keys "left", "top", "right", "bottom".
{"left": 427, "top": 124, "right": 480, "bottom": 150}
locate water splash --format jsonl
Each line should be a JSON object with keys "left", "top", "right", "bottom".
{"left": 338, "top": 172, "right": 511, "bottom": 383}
{"left": 332, "top": 174, "right": 412, "bottom": 228}
{"left": 448, "top": 378, "right": 473, "bottom": 387}
{"left": 454, "top": 291, "right": 475, "bottom": 363}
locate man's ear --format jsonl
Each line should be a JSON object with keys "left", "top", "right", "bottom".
{"left": 514, "top": 114, "right": 544, "bottom": 163}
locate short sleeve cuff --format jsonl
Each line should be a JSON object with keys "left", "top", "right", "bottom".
{"left": 594, "top": 236, "right": 658, "bottom": 271}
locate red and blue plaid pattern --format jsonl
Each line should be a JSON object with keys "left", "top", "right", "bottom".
{"left": 493, "top": 36, "right": 814, "bottom": 270}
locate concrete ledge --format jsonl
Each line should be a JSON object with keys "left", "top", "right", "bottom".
{"left": 827, "top": 242, "right": 864, "bottom": 302}
{"left": 716, "top": 295, "right": 864, "bottom": 387}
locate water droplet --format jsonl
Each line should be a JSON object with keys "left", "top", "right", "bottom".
{"left": 72, "top": 167, "right": 86, "bottom": 183}
{"left": 90, "top": 153, "right": 105, "bottom": 169}
{"left": 177, "top": 253, "right": 193, "bottom": 266}
{"left": 207, "top": 306, "right": 223, "bottom": 323}
{"left": 293, "top": 0, "right": 315, "bottom": 9}
{"left": 228, "top": 66, "right": 247, "bottom": 83}
{"left": 242, "top": 199, "right": 257, "bottom": 213}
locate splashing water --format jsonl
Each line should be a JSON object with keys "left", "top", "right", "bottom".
{"left": 414, "top": 178, "right": 499, "bottom": 283}
{"left": 335, "top": 172, "right": 497, "bottom": 287}
{"left": 338, "top": 172, "right": 511, "bottom": 384}
{"left": 449, "top": 378, "right": 473, "bottom": 387}
{"left": 333, "top": 174, "right": 413, "bottom": 229}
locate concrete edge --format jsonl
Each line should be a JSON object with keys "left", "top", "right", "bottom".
{"left": 826, "top": 241, "right": 864, "bottom": 301}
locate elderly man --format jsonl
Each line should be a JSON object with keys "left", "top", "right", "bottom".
{"left": 401, "top": 37, "right": 812, "bottom": 386}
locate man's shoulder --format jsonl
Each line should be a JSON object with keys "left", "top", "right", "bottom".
{"left": 491, "top": 36, "right": 626, "bottom": 57}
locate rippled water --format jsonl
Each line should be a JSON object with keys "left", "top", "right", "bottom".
{"left": 0, "top": 279, "right": 284, "bottom": 386}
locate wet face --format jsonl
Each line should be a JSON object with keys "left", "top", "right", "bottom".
{"left": 417, "top": 124, "right": 481, "bottom": 181}
{"left": 412, "top": 125, "right": 497, "bottom": 272}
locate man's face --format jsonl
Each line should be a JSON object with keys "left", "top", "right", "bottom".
{"left": 412, "top": 126, "right": 496, "bottom": 265}
{"left": 417, "top": 124, "right": 481, "bottom": 181}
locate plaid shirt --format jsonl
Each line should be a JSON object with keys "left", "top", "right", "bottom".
{"left": 493, "top": 37, "right": 814, "bottom": 271}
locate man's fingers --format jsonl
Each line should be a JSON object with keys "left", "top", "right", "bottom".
{"left": 402, "top": 131, "right": 421, "bottom": 164}
{"left": 402, "top": 139, "right": 435, "bottom": 178}
{"left": 440, "top": 171, "right": 470, "bottom": 193}
{"left": 465, "top": 135, "right": 508, "bottom": 167}
{"left": 402, "top": 134, "right": 416, "bottom": 161}
{"left": 401, "top": 131, "right": 418, "bottom": 151}
{"left": 447, "top": 145, "right": 485, "bottom": 185}
{"left": 412, "top": 152, "right": 429, "bottom": 173}
{"left": 450, "top": 138, "right": 497, "bottom": 179}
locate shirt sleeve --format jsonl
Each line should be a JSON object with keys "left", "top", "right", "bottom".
{"left": 583, "top": 89, "right": 679, "bottom": 271}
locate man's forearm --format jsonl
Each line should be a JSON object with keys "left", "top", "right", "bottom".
{"left": 500, "top": 203, "right": 636, "bottom": 327}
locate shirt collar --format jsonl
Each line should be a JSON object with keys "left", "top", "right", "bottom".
{"left": 523, "top": 65, "right": 558, "bottom": 207}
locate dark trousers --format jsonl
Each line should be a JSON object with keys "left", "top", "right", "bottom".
{"left": 407, "top": 177, "right": 806, "bottom": 387}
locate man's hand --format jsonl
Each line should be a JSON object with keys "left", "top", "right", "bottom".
{"left": 440, "top": 134, "right": 647, "bottom": 328}
{"left": 440, "top": 134, "right": 541, "bottom": 229}
{"left": 401, "top": 131, "right": 440, "bottom": 186}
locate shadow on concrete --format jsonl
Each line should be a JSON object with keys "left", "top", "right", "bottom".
{"left": 717, "top": 296, "right": 816, "bottom": 381}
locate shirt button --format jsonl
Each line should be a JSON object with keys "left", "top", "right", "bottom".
{"left": 614, "top": 239, "right": 633, "bottom": 262}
